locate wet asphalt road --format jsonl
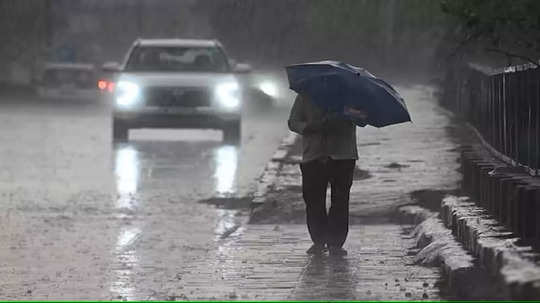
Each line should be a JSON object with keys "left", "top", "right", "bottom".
{"left": 0, "top": 87, "right": 294, "bottom": 299}
{"left": 0, "top": 92, "right": 291, "bottom": 201}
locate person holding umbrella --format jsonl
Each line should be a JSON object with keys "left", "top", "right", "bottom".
{"left": 286, "top": 61, "right": 411, "bottom": 256}
{"left": 288, "top": 94, "right": 366, "bottom": 256}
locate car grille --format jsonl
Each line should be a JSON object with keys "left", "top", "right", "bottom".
{"left": 144, "top": 87, "right": 211, "bottom": 107}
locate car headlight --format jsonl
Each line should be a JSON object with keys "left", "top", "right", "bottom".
{"left": 215, "top": 82, "right": 240, "bottom": 108}
{"left": 258, "top": 81, "right": 278, "bottom": 98}
{"left": 116, "top": 81, "right": 141, "bottom": 107}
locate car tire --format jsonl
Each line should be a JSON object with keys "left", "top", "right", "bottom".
{"left": 113, "top": 119, "right": 129, "bottom": 141}
{"left": 223, "top": 120, "right": 241, "bottom": 144}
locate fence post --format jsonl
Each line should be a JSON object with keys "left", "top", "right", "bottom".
{"left": 451, "top": 63, "right": 540, "bottom": 243}
{"left": 536, "top": 69, "right": 540, "bottom": 171}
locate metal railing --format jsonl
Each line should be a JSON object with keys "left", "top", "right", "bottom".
{"left": 442, "top": 61, "right": 540, "bottom": 176}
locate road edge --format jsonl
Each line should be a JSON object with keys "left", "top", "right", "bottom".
{"left": 396, "top": 205, "right": 483, "bottom": 299}
{"left": 397, "top": 195, "right": 540, "bottom": 299}
{"left": 251, "top": 131, "right": 298, "bottom": 206}
{"left": 441, "top": 195, "right": 540, "bottom": 299}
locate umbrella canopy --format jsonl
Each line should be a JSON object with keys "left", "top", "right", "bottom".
{"left": 286, "top": 60, "right": 411, "bottom": 127}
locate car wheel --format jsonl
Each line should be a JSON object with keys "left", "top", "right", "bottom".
{"left": 223, "top": 120, "right": 241, "bottom": 144}
{"left": 113, "top": 119, "right": 129, "bottom": 141}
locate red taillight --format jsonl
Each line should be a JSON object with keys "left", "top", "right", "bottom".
{"left": 98, "top": 80, "right": 107, "bottom": 90}
{"left": 98, "top": 80, "right": 115, "bottom": 93}
{"left": 107, "top": 81, "right": 115, "bottom": 92}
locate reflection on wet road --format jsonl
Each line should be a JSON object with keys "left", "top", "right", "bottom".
{"left": 295, "top": 256, "right": 355, "bottom": 299}
{"left": 0, "top": 93, "right": 292, "bottom": 299}
{"left": 110, "top": 226, "right": 141, "bottom": 298}
{"left": 115, "top": 146, "right": 139, "bottom": 209}
{"left": 213, "top": 145, "right": 238, "bottom": 196}
{"left": 106, "top": 109, "right": 289, "bottom": 298}
{"left": 113, "top": 138, "right": 242, "bottom": 201}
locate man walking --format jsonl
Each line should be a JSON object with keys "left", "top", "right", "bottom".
{"left": 288, "top": 94, "right": 364, "bottom": 256}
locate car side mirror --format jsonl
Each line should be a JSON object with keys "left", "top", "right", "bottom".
{"left": 234, "top": 63, "right": 252, "bottom": 74}
{"left": 102, "top": 61, "right": 121, "bottom": 73}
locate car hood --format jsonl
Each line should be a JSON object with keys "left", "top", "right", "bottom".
{"left": 117, "top": 72, "right": 238, "bottom": 88}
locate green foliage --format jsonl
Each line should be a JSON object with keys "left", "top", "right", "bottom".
{"left": 441, "top": 0, "right": 540, "bottom": 63}
{"left": 200, "top": 0, "right": 453, "bottom": 73}
{"left": 305, "top": 0, "right": 452, "bottom": 69}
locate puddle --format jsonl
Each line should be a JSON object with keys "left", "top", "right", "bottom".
{"left": 385, "top": 162, "right": 411, "bottom": 169}
{"left": 199, "top": 197, "right": 252, "bottom": 209}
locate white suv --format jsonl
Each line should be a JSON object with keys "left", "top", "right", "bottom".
{"left": 104, "top": 39, "right": 249, "bottom": 142}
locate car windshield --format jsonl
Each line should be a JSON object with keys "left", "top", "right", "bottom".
{"left": 124, "top": 46, "right": 230, "bottom": 72}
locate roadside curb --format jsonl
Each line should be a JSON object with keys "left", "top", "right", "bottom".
{"left": 251, "top": 131, "right": 298, "bottom": 206}
{"left": 396, "top": 205, "right": 481, "bottom": 298}
{"left": 397, "top": 194, "right": 540, "bottom": 299}
{"left": 441, "top": 195, "right": 540, "bottom": 299}
{"left": 434, "top": 90, "right": 540, "bottom": 298}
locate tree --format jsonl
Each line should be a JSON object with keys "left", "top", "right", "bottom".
{"left": 441, "top": 0, "right": 540, "bottom": 66}
{"left": 194, "top": 0, "right": 451, "bottom": 75}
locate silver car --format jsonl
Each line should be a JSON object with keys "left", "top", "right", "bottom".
{"left": 37, "top": 63, "right": 98, "bottom": 100}
{"left": 104, "top": 39, "right": 250, "bottom": 143}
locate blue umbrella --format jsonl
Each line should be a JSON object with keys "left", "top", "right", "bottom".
{"left": 286, "top": 60, "right": 411, "bottom": 127}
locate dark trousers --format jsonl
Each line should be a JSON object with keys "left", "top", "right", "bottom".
{"left": 300, "top": 158, "right": 355, "bottom": 248}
